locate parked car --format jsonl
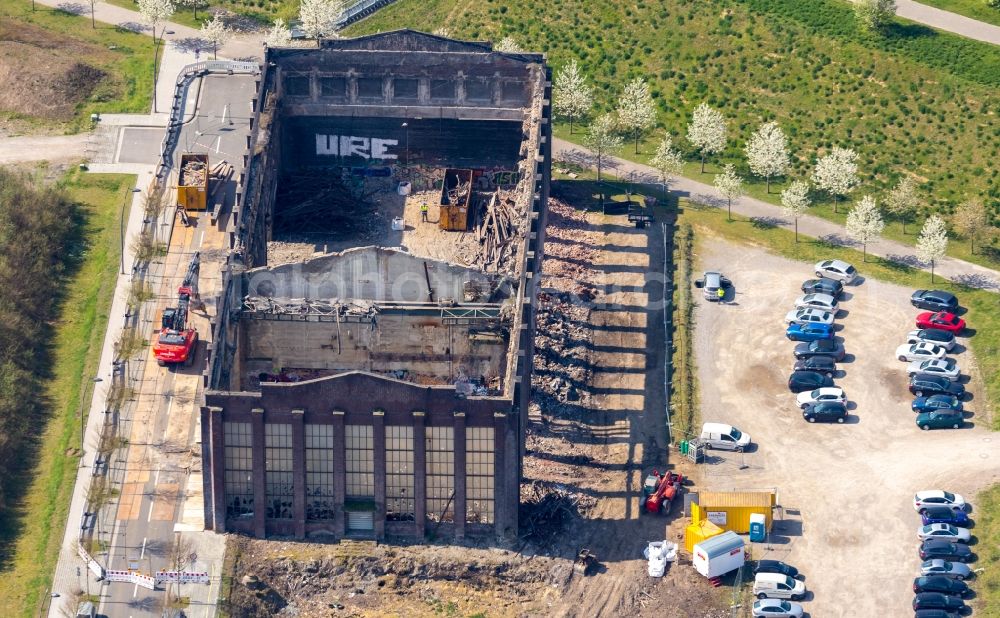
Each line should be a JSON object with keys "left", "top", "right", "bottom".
{"left": 916, "top": 312, "right": 966, "bottom": 334}
{"left": 793, "top": 338, "right": 845, "bottom": 361}
{"left": 921, "top": 507, "right": 971, "bottom": 527}
{"left": 793, "top": 356, "right": 836, "bottom": 378}
{"left": 751, "top": 599, "right": 804, "bottom": 618}
{"left": 917, "top": 523, "right": 971, "bottom": 543}
{"left": 785, "top": 322, "right": 834, "bottom": 342}
{"left": 796, "top": 387, "right": 846, "bottom": 409}
{"left": 752, "top": 572, "right": 806, "bottom": 600}
{"left": 788, "top": 371, "right": 834, "bottom": 393}
{"left": 912, "top": 395, "right": 963, "bottom": 414}
{"left": 802, "top": 401, "right": 847, "bottom": 423}
{"left": 916, "top": 409, "right": 964, "bottom": 431}
{"left": 896, "top": 342, "right": 947, "bottom": 363}
{"left": 785, "top": 307, "right": 835, "bottom": 326}
{"left": 908, "top": 358, "right": 960, "bottom": 382}
{"left": 754, "top": 560, "right": 801, "bottom": 579}
{"left": 911, "top": 290, "right": 959, "bottom": 312}
{"left": 793, "top": 293, "right": 838, "bottom": 312}
{"left": 814, "top": 259, "right": 858, "bottom": 283}
{"left": 908, "top": 328, "right": 957, "bottom": 351}
{"left": 699, "top": 422, "right": 751, "bottom": 451}
{"left": 909, "top": 375, "right": 965, "bottom": 399}
{"left": 912, "top": 592, "right": 966, "bottom": 613}
{"left": 801, "top": 278, "right": 843, "bottom": 298}
{"left": 920, "top": 539, "right": 974, "bottom": 563}
{"left": 920, "top": 559, "right": 972, "bottom": 580}
{"left": 914, "top": 610, "right": 961, "bottom": 618}
{"left": 914, "top": 490, "right": 967, "bottom": 512}
{"left": 913, "top": 575, "right": 970, "bottom": 596}
{"left": 695, "top": 271, "right": 733, "bottom": 302}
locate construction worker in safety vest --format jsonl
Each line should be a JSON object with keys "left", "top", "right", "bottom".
{"left": 717, "top": 287, "right": 726, "bottom": 302}
{"left": 420, "top": 202, "right": 429, "bottom": 222}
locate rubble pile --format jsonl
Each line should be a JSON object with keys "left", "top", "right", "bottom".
{"left": 179, "top": 158, "right": 206, "bottom": 187}
{"left": 519, "top": 480, "right": 597, "bottom": 545}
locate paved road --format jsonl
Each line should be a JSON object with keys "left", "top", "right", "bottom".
{"left": 553, "top": 138, "right": 1000, "bottom": 291}
{"left": 896, "top": 0, "right": 1000, "bottom": 45}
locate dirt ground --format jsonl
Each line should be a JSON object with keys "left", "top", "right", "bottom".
{"left": 692, "top": 232, "right": 1000, "bottom": 616}
{"left": 227, "top": 192, "right": 732, "bottom": 617}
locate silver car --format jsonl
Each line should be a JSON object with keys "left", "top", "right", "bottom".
{"left": 784, "top": 307, "right": 835, "bottom": 326}
{"left": 793, "top": 293, "right": 838, "bottom": 312}
{"left": 918, "top": 523, "right": 971, "bottom": 543}
{"left": 752, "top": 599, "right": 804, "bottom": 617}
{"left": 920, "top": 559, "right": 972, "bottom": 580}
{"left": 814, "top": 259, "right": 858, "bottom": 283}
{"left": 908, "top": 358, "right": 961, "bottom": 382}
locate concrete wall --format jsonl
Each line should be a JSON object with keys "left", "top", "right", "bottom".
{"left": 242, "top": 312, "right": 507, "bottom": 380}
{"left": 245, "top": 247, "right": 506, "bottom": 303}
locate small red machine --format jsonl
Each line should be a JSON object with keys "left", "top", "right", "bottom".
{"left": 643, "top": 469, "right": 684, "bottom": 515}
{"left": 152, "top": 252, "right": 200, "bottom": 366}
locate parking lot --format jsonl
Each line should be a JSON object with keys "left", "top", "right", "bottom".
{"left": 692, "top": 237, "right": 1000, "bottom": 615}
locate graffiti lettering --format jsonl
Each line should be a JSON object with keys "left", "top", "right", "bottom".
{"left": 315, "top": 134, "right": 399, "bottom": 160}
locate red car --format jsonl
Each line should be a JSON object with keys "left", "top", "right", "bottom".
{"left": 916, "top": 312, "right": 965, "bottom": 334}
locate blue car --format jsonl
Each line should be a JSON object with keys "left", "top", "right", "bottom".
{"left": 912, "top": 395, "right": 963, "bottom": 414}
{"left": 921, "top": 506, "right": 971, "bottom": 527}
{"left": 786, "top": 322, "right": 834, "bottom": 342}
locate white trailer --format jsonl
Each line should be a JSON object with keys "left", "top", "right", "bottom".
{"left": 692, "top": 531, "right": 745, "bottom": 578}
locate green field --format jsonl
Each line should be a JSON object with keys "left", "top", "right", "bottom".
{"left": 0, "top": 171, "right": 132, "bottom": 618}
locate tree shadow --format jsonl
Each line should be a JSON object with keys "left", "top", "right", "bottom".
{"left": 55, "top": 2, "right": 88, "bottom": 15}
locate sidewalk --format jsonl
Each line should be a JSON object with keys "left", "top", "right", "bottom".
{"left": 552, "top": 137, "right": 1000, "bottom": 291}
{"left": 896, "top": 0, "right": 1000, "bottom": 45}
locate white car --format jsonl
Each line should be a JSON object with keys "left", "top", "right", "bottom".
{"left": 907, "top": 328, "right": 957, "bottom": 351}
{"left": 920, "top": 559, "right": 973, "bottom": 580}
{"left": 896, "top": 342, "right": 947, "bottom": 362}
{"left": 814, "top": 259, "right": 858, "bottom": 283}
{"left": 793, "top": 293, "right": 838, "bottom": 312}
{"left": 908, "top": 358, "right": 960, "bottom": 381}
{"left": 784, "top": 307, "right": 835, "bottom": 327}
{"left": 796, "top": 387, "right": 846, "bottom": 409}
{"left": 914, "top": 490, "right": 967, "bottom": 512}
{"left": 918, "top": 523, "right": 971, "bottom": 543}
{"left": 752, "top": 599, "right": 804, "bottom": 618}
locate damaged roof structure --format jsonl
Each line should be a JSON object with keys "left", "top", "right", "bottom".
{"left": 200, "top": 30, "right": 551, "bottom": 541}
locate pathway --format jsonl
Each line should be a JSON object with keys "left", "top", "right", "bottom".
{"left": 553, "top": 137, "right": 1000, "bottom": 291}
{"left": 896, "top": 0, "right": 1000, "bottom": 45}
{"left": 0, "top": 134, "right": 89, "bottom": 164}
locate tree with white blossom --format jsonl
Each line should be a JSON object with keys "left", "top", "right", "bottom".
{"left": 583, "top": 114, "right": 623, "bottom": 182}
{"left": 494, "top": 36, "right": 521, "bottom": 53}
{"left": 781, "top": 180, "right": 812, "bottom": 243}
{"left": 812, "top": 147, "right": 860, "bottom": 213}
{"left": 432, "top": 27, "right": 451, "bottom": 37}
{"left": 264, "top": 18, "right": 292, "bottom": 47}
{"left": 687, "top": 102, "right": 727, "bottom": 173}
{"left": 138, "top": 0, "right": 175, "bottom": 40}
{"left": 883, "top": 175, "right": 919, "bottom": 234}
{"left": 553, "top": 59, "right": 593, "bottom": 135}
{"left": 201, "top": 13, "right": 230, "bottom": 59}
{"left": 855, "top": 0, "right": 897, "bottom": 32}
{"left": 745, "top": 122, "right": 790, "bottom": 193}
{"left": 714, "top": 163, "right": 744, "bottom": 221}
{"left": 916, "top": 215, "right": 948, "bottom": 282}
{"left": 649, "top": 133, "right": 684, "bottom": 193}
{"left": 845, "top": 195, "right": 884, "bottom": 262}
{"left": 617, "top": 78, "right": 657, "bottom": 154}
{"left": 300, "top": 0, "right": 344, "bottom": 44}
{"left": 951, "top": 198, "right": 992, "bottom": 255}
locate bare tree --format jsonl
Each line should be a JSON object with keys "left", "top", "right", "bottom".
{"left": 745, "top": 121, "right": 790, "bottom": 193}
{"left": 883, "top": 175, "right": 919, "bottom": 234}
{"left": 845, "top": 195, "right": 884, "bottom": 262}
{"left": 951, "top": 198, "right": 993, "bottom": 254}
{"left": 583, "top": 114, "right": 623, "bottom": 182}
{"left": 617, "top": 78, "right": 657, "bottom": 154}
{"left": 714, "top": 163, "right": 745, "bottom": 221}
{"left": 649, "top": 133, "right": 684, "bottom": 193}
{"left": 687, "top": 102, "right": 727, "bottom": 173}
{"left": 553, "top": 59, "right": 593, "bottom": 135}
{"left": 178, "top": 0, "right": 207, "bottom": 20}
{"left": 812, "top": 147, "right": 860, "bottom": 213}
{"left": 300, "top": 0, "right": 344, "bottom": 44}
{"left": 200, "top": 13, "right": 230, "bottom": 60}
{"left": 781, "top": 180, "right": 812, "bottom": 243}
{"left": 916, "top": 215, "right": 949, "bottom": 282}
{"left": 264, "top": 18, "right": 293, "bottom": 47}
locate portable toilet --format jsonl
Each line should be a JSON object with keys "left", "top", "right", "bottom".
{"left": 749, "top": 513, "right": 767, "bottom": 542}
{"left": 692, "top": 530, "right": 746, "bottom": 578}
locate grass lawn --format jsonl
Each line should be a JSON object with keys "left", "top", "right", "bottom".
{"left": 0, "top": 170, "right": 133, "bottom": 618}
{"left": 973, "top": 484, "right": 1000, "bottom": 614}
{"left": 0, "top": 0, "right": 159, "bottom": 133}
{"left": 917, "top": 0, "right": 1000, "bottom": 28}
{"left": 349, "top": 0, "right": 1000, "bottom": 222}
{"left": 103, "top": 0, "right": 284, "bottom": 28}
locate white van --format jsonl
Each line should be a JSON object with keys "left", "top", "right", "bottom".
{"left": 699, "top": 422, "right": 751, "bottom": 452}
{"left": 753, "top": 572, "right": 807, "bottom": 600}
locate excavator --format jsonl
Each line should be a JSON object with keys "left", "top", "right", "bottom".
{"left": 643, "top": 469, "right": 684, "bottom": 515}
{"left": 152, "top": 252, "right": 200, "bottom": 367}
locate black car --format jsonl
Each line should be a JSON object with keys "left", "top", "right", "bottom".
{"left": 803, "top": 401, "right": 847, "bottom": 423}
{"left": 913, "top": 576, "right": 970, "bottom": 597}
{"left": 909, "top": 375, "right": 966, "bottom": 398}
{"left": 793, "top": 355, "right": 836, "bottom": 377}
{"left": 912, "top": 592, "right": 966, "bottom": 612}
{"left": 910, "top": 328, "right": 956, "bottom": 349}
{"left": 802, "top": 278, "right": 844, "bottom": 298}
{"left": 912, "top": 290, "right": 959, "bottom": 312}
{"left": 919, "top": 539, "right": 974, "bottom": 562}
{"left": 754, "top": 559, "right": 800, "bottom": 579}
{"left": 793, "top": 339, "right": 845, "bottom": 361}
{"left": 788, "top": 371, "right": 834, "bottom": 393}
{"left": 914, "top": 610, "right": 961, "bottom": 618}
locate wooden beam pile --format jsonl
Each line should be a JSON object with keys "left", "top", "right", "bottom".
{"left": 476, "top": 189, "right": 519, "bottom": 269}
{"left": 209, "top": 160, "right": 234, "bottom": 201}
